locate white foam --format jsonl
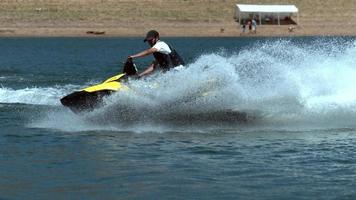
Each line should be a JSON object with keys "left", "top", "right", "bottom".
{"left": 102, "top": 39, "right": 356, "bottom": 124}
{"left": 30, "top": 39, "right": 356, "bottom": 131}
{"left": 0, "top": 85, "right": 79, "bottom": 105}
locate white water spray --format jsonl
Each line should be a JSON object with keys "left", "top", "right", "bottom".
{"left": 10, "top": 39, "right": 356, "bottom": 130}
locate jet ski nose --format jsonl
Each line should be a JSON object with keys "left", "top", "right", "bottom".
{"left": 60, "top": 90, "right": 112, "bottom": 113}
{"left": 60, "top": 91, "right": 91, "bottom": 113}
{"left": 61, "top": 59, "right": 136, "bottom": 113}
{"left": 60, "top": 91, "right": 83, "bottom": 112}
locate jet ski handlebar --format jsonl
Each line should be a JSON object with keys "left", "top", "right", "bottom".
{"left": 122, "top": 58, "right": 138, "bottom": 76}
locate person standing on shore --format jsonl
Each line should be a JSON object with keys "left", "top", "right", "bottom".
{"left": 241, "top": 20, "right": 246, "bottom": 35}
{"left": 252, "top": 19, "right": 257, "bottom": 34}
{"left": 128, "top": 30, "right": 185, "bottom": 78}
{"left": 247, "top": 20, "right": 252, "bottom": 34}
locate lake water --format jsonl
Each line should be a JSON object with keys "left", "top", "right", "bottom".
{"left": 1, "top": 36, "right": 356, "bottom": 199}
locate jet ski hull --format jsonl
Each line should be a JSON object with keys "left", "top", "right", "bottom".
{"left": 60, "top": 90, "right": 113, "bottom": 113}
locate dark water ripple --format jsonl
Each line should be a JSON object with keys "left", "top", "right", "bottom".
{"left": 1, "top": 128, "right": 356, "bottom": 199}
{"left": 1, "top": 37, "right": 356, "bottom": 199}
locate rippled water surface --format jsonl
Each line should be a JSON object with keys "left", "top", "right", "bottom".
{"left": 1, "top": 37, "right": 356, "bottom": 199}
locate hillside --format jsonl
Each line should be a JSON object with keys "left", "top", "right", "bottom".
{"left": 0, "top": 0, "right": 355, "bottom": 36}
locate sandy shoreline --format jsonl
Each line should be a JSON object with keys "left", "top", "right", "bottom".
{"left": 1, "top": 24, "right": 356, "bottom": 38}
{"left": 1, "top": 0, "right": 356, "bottom": 38}
{"left": 1, "top": 18, "right": 355, "bottom": 38}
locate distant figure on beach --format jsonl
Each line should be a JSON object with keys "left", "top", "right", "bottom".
{"left": 241, "top": 21, "right": 246, "bottom": 35}
{"left": 128, "top": 30, "right": 185, "bottom": 78}
{"left": 252, "top": 19, "right": 257, "bottom": 34}
{"left": 247, "top": 20, "right": 252, "bottom": 34}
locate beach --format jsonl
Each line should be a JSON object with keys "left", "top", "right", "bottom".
{"left": 0, "top": 0, "right": 355, "bottom": 37}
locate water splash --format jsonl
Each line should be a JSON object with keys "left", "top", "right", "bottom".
{"left": 96, "top": 40, "right": 356, "bottom": 123}
{"left": 0, "top": 85, "right": 79, "bottom": 106}
{"left": 25, "top": 39, "right": 356, "bottom": 130}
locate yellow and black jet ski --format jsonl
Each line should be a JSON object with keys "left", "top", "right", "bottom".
{"left": 60, "top": 59, "right": 137, "bottom": 113}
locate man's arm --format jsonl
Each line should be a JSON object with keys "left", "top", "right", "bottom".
{"left": 138, "top": 61, "right": 157, "bottom": 78}
{"left": 129, "top": 48, "right": 157, "bottom": 59}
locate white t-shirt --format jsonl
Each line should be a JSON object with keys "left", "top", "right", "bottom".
{"left": 152, "top": 40, "right": 171, "bottom": 54}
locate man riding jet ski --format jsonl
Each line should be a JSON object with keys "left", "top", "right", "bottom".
{"left": 60, "top": 59, "right": 137, "bottom": 113}
{"left": 129, "top": 30, "right": 185, "bottom": 78}
{"left": 61, "top": 30, "right": 185, "bottom": 113}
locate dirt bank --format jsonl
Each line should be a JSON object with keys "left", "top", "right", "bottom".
{"left": 0, "top": 0, "right": 355, "bottom": 37}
